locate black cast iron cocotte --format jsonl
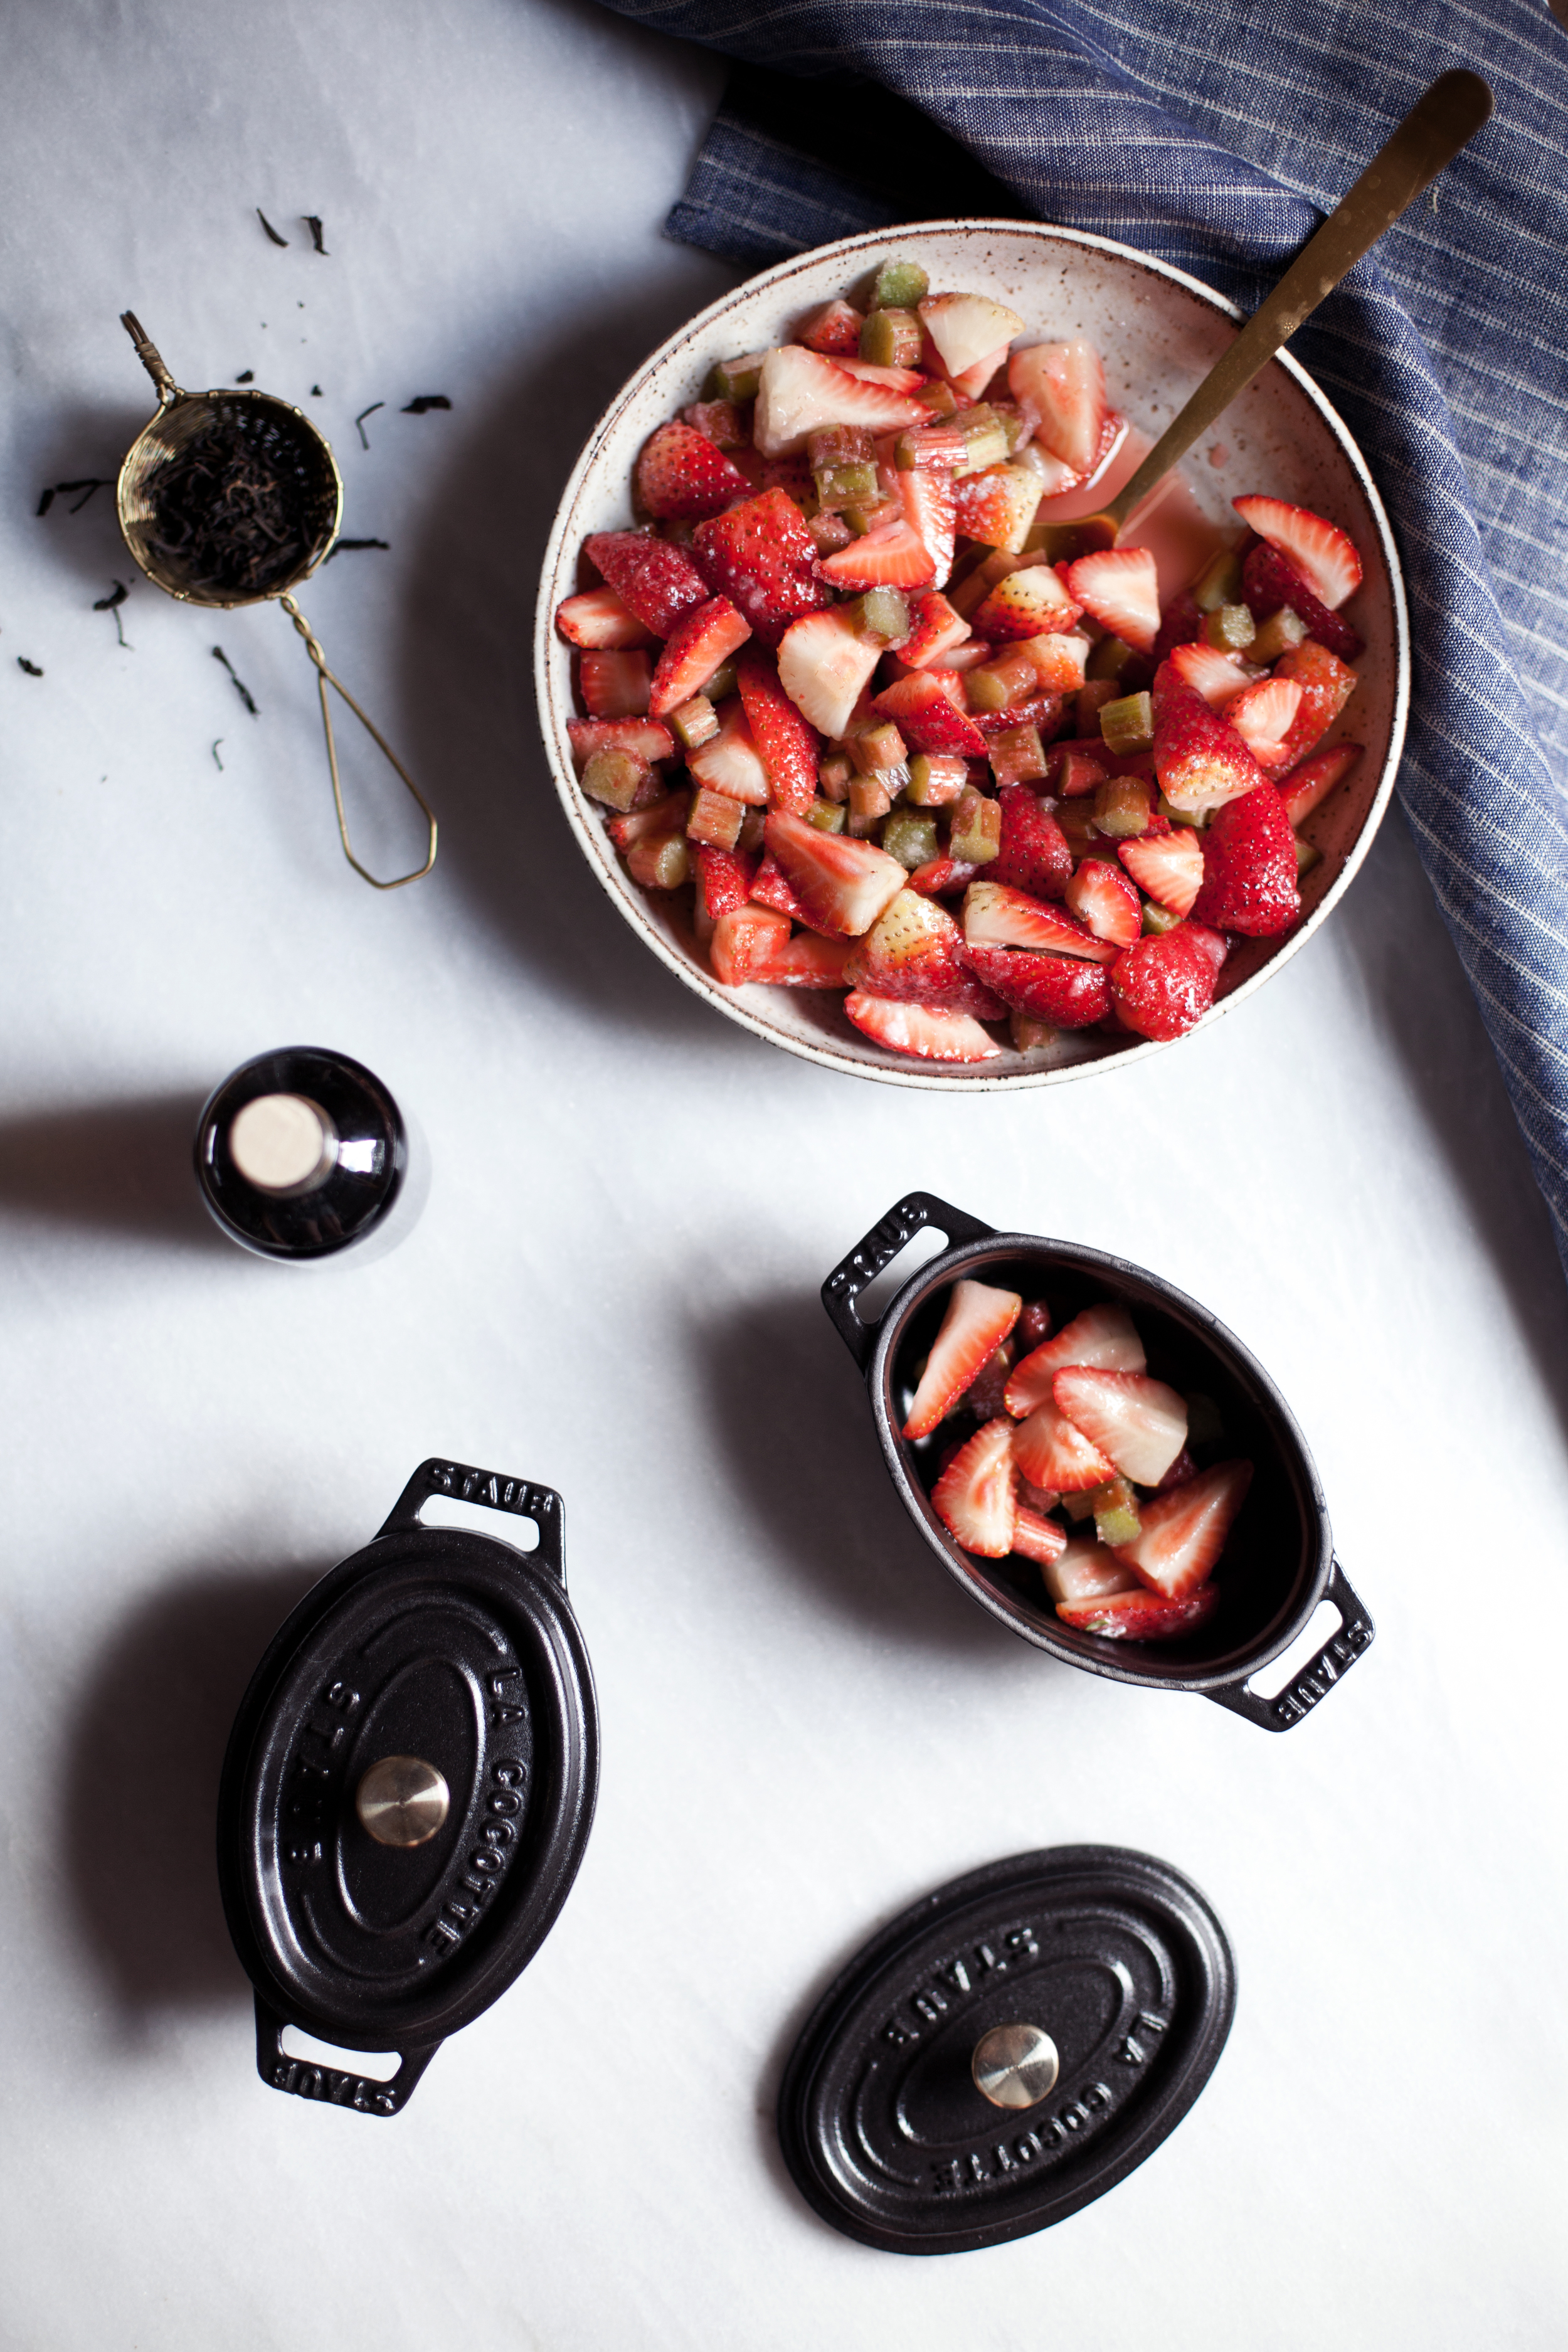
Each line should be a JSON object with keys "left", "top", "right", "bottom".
{"left": 822, "top": 1192, "right": 1372, "bottom": 1730}
{"left": 217, "top": 1459, "right": 598, "bottom": 2114}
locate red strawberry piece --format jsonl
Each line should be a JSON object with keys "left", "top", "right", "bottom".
{"left": 555, "top": 584, "right": 657, "bottom": 650}
{"left": 1119, "top": 828, "right": 1202, "bottom": 915}
{"left": 1041, "top": 1532, "right": 1139, "bottom": 1605}
{"left": 972, "top": 566, "right": 1080, "bottom": 642}
{"left": 584, "top": 530, "right": 711, "bottom": 638}
{"left": 1052, "top": 1366, "right": 1187, "bottom": 1486}
{"left": 1185, "top": 921, "right": 1229, "bottom": 976}
{"left": 1016, "top": 632, "right": 1089, "bottom": 694}
{"left": 776, "top": 608, "right": 882, "bottom": 738}
{"left": 692, "top": 490, "right": 833, "bottom": 649}
{"left": 566, "top": 716, "right": 675, "bottom": 770}
{"left": 607, "top": 791, "right": 684, "bottom": 850}
{"left": 961, "top": 941, "right": 1112, "bottom": 1028}
{"left": 1109, "top": 923, "right": 1221, "bottom": 1041}
{"left": 750, "top": 852, "right": 810, "bottom": 921}
{"left": 1167, "top": 640, "right": 1251, "bottom": 708}
{"left": 1011, "top": 1505, "right": 1068, "bottom": 1567}
{"left": 930, "top": 1416, "right": 1018, "bottom": 1555}
{"left": 1012, "top": 1396, "right": 1113, "bottom": 1493}
{"left": 798, "top": 299, "right": 866, "bottom": 357}
{"left": 687, "top": 701, "right": 770, "bottom": 804}
{"left": 973, "top": 691, "right": 1067, "bottom": 739}
{"left": 1270, "top": 640, "right": 1359, "bottom": 769}
{"left": 1224, "top": 675, "right": 1303, "bottom": 771}
{"left": 1007, "top": 340, "right": 1106, "bottom": 475}
{"left": 709, "top": 904, "right": 791, "bottom": 985}
{"left": 963, "top": 877, "right": 1115, "bottom": 961}
{"left": 1157, "top": 1446, "right": 1199, "bottom": 1493}
{"left": 747, "top": 929, "right": 854, "bottom": 988}
{"left": 1015, "top": 1301, "right": 1052, "bottom": 1351}
{"left": 681, "top": 398, "right": 749, "bottom": 450}
{"left": 693, "top": 844, "right": 758, "bottom": 921}
{"left": 991, "top": 785, "right": 1072, "bottom": 898}
{"left": 909, "top": 856, "right": 980, "bottom": 899}
{"left": 579, "top": 649, "right": 652, "bottom": 719}
{"left": 1241, "top": 540, "right": 1364, "bottom": 664}
{"left": 1151, "top": 659, "right": 1269, "bottom": 817}
{"left": 807, "top": 511, "right": 855, "bottom": 557}
{"left": 1113, "top": 1459, "right": 1253, "bottom": 1598}
{"left": 818, "top": 518, "right": 937, "bottom": 592}
{"left": 1233, "top": 495, "right": 1363, "bottom": 611}
{"left": 753, "top": 346, "right": 928, "bottom": 458}
{"left": 1189, "top": 783, "right": 1300, "bottom": 936}
{"left": 846, "top": 889, "right": 1007, "bottom": 1018}
{"left": 872, "top": 672, "right": 989, "bottom": 756}
{"left": 1151, "top": 589, "right": 1204, "bottom": 663}
{"left": 953, "top": 465, "right": 1045, "bottom": 554}
{"left": 634, "top": 419, "right": 751, "bottom": 522}
{"left": 1064, "top": 547, "right": 1160, "bottom": 656}
{"left": 900, "top": 591, "right": 972, "bottom": 670}
{"left": 844, "top": 990, "right": 1004, "bottom": 1062}
{"left": 903, "top": 1278, "right": 1024, "bottom": 1438}
{"left": 648, "top": 596, "right": 752, "bottom": 719}
{"left": 1054, "top": 1582, "right": 1222, "bottom": 1640}
{"left": 1005, "top": 1305, "right": 1145, "bottom": 1417}
{"left": 1278, "top": 741, "right": 1363, "bottom": 825}
{"left": 735, "top": 648, "right": 820, "bottom": 815}
{"left": 900, "top": 467, "right": 957, "bottom": 588}
{"left": 765, "top": 809, "right": 906, "bottom": 938}
{"left": 964, "top": 1342, "right": 1016, "bottom": 1422}
{"left": 1064, "top": 857, "right": 1141, "bottom": 947}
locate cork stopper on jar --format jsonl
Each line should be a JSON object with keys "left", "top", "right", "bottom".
{"left": 228, "top": 1093, "right": 338, "bottom": 1195}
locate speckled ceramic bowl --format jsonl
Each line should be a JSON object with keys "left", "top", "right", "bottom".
{"left": 534, "top": 221, "right": 1409, "bottom": 1090}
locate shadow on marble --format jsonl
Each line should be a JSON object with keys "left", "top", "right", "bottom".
{"left": 28, "top": 399, "right": 154, "bottom": 593}
{"left": 60, "top": 1557, "right": 327, "bottom": 2025}
{"left": 0, "top": 1089, "right": 231, "bottom": 1253}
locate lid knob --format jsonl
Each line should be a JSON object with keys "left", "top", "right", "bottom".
{"left": 229, "top": 1093, "right": 338, "bottom": 1195}
{"left": 971, "top": 2022, "right": 1060, "bottom": 2110}
{"left": 355, "top": 1755, "right": 450, "bottom": 1848}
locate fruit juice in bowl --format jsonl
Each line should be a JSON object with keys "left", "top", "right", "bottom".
{"left": 535, "top": 221, "right": 1407, "bottom": 1089}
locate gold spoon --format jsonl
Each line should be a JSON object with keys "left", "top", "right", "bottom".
{"left": 1075, "top": 70, "right": 1494, "bottom": 548}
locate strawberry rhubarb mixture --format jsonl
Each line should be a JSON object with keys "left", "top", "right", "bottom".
{"left": 555, "top": 255, "right": 1369, "bottom": 1062}
{"left": 906, "top": 1278, "right": 1253, "bottom": 1640}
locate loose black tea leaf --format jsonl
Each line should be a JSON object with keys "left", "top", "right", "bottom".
{"left": 310, "top": 384, "right": 323, "bottom": 397}
{"left": 212, "top": 739, "right": 225, "bottom": 770}
{"left": 324, "top": 537, "right": 390, "bottom": 559}
{"left": 401, "top": 395, "right": 452, "bottom": 413}
{"left": 36, "top": 487, "right": 55, "bottom": 517}
{"left": 51, "top": 477, "right": 114, "bottom": 513}
{"left": 212, "top": 644, "right": 259, "bottom": 716}
{"left": 354, "top": 401, "right": 384, "bottom": 450}
{"left": 142, "top": 406, "right": 319, "bottom": 597}
{"left": 18, "top": 657, "right": 42, "bottom": 676}
{"left": 92, "top": 582, "right": 129, "bottom": 610}
{"left": 305, "top": 215, "right": 328, "bottom": 255}
{"left": 235, "top": 370, "right": 255, "bottom": 384}
{"left": 257, "top": 208, "right": 289, "bottom": 247}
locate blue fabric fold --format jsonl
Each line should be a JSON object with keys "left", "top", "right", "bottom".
{"left": 602, "top": 0, "right": 1568, "bottom": 1275}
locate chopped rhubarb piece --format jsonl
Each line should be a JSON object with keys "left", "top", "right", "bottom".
{"left": 687, "top": 701, "right": 770, "bottom": 805}
{"left": 1013, "top": 1396, "right": 1114, "bottom": 1492}
{"left": 1092, "top": 774, "right": 1154, "bottom": 837}
{"left": 670, "top": 695, "right": 721, "bottom": 755}
{"left": 1110, "top": 923, "right": 1221, "bottom": 1040}
{"left": 807, "top": 511, "right": 855, "bottom": 556}
{"left": 1204, "top": 602, "right": 1256, "bottom": 654}
{"left": 872, "top": 257, "right": 931, "bottom": 310}
{"left": 988, "top": 724, "right": 1049, "bottom": 788}
{"left": 776, "top": 608, "right": 883, "bottom": 738}
{"left": 1151, "top": 660, "right": 1269, "bottom": 817}
{"left": 1167, "top": 640, "right": 1252, "bottom": 707}
{"left": 953, "top": 465, "right": 1045, "bottom": 554}
{"left": 948, "top": 787, "right": 1002, "bottom": 865}
{"left": 634, "top": 419, "right": 750, "bottom": 521}
{"left": 686, "top": 786, "right": 746, "bottom": 850}
{"left": 1225, "top": 675, "right": 1303, "bottom": 771}
{"left": 1008, "top": 340, "right": 1106, "bottom": 475}
{"left": 555, "top": 584, "right": 656, "bottom": 650}
{"left": 1065, "top": 547, "right": 1160, "bottom": 655}
{"left": 693, "top": 843, "right": 757, "bottom": 921}
{"left": 626, "top": 832, "right": 689, "bottom": 890}
{"left": 1064, "top": 859, "right": 1141, "bottom": 947}
{"left": 1232, "top": 495, "right": 1362, "bottom": 610}
{"left": 1270, "top": 640, "right": 1359, "bottom": 768}
{"left": 1278, "top": 742, "right": 1363, "bottom": 825}
{"left": 907, "top": 753, "right": 970, "bottom": 807}
{"left": 901, "top": 467, "right": 957, "bottom": 588}
{"left": 1098, "top": 690, "right": 1155, "bottom": 755}
{"left": 1053, "top": 1367, "right": 1187, "bottom": 1486}
{"left": 567, "top": 716, "right": 675, "bottom": 770}
{"left": 580, "top": 748, "right": 658, "bottom": 812}
{"left": 1157, "top": 1447, "right": 1199, "bottom": 1493}
{"left": 818, "top": 519, "right": 937, "bottom": 592}
{"left": 859, "top": 306, "right": 924, "bottom": 369}
{"left": 682, "top": 398, "right": 748, "bottom": 450}
{"left": 692, "top": 490, "right": 832, "bottom": 649}
{"left": 1055, "top": 1584, "right": 1221, "bottom": 1640}
{"left": 967, "top": 647, "right": 1041, "bottom": 713}
{"left": 903, "top": 1277, "right": 1024, "bottom": 1438}
{"left": 846, "top": 889, "right": 1006, "bottom": 1018}
{"left": 707, "top": 351, "right": 770, "bottom": 403}
{"left": 583, "top": 530, "right": 711, "bottom": 637}
{"left": 1113, "top": 1459, "right": 1253, "bottom": 1598}
{"left": 844, "top": 991, "right": 1004, "bottom": 1062}
{"left": 1120, "top": 828, "right": 1203, "bottom": 915}
{"left": 1012, "top": 1505, "right": 1068, "bottom": 1567}
{"left": 930, "top": 1416, "right": 1017, "bottom": 1554}
{"left": 872, "top": 672, "right": 988, "bottom": 756}
{"left": 896, "top": 423, "right": 970, "bottom": 471}
{"left": 1089, "top": 1475, "right": 1142, "bottom": 1550}
{"left": 710, "top": 903, "right": 791, "bottom": 985}
{"left": 1249, "top": 603, "right": 1310, "bottom": 665}
{"left": 1041, "top": 1534, "right": 1138, "bottom": 1605}
{"left": 971, "top": 564, "right": 1081, "bottom": 642}
{"left": 735, "top": 647, "right": 820, "bottom": 815}
{"left": 882, "top": 811, "right": 940, "bottom": 870}
{"left": 961, "top": 942, "right": 1112, "bottom": 1028}
{"left": 990, "top": 785, "right": 1071, "bottom": 898}
{"left": 750, "top": 852, "right": 809, "bottom": 921}
{"left": 1005, "top": 1305, "right": 1145, "bottom": 1416}
{"left": 764, "top": 809, "right": 906, "bottom": 938}
{"left": 848, "top": 586, "right": 913, "bottom": 647}
{"left": 753, "top": 346, "right": 928, "bottom": 459}
{"left": 648, "top": 596, "right": 752, "bottom": 719}
{"left": 1047, "top": 746, "right": 1108, "bottom": 798}
{"left": 798, "top": 299, "right": 866, "bottom": 357}
{"left": 964, "top": 1341, "right": 1016, "bottom": 1422}
{"left": 1189, "top": 783, "right": 1300, "bottom": 936}
{"left": 607, "top": 791, "right": 684, "bottom": 849}
{"left": 918, "top": 292, "right": 1024, "bottom": 377}
{"left": 900, "top": 592, "right": 972, "bottom": 670}
{"left": 580, "top": 649, "right": 652, "bottom": 719}
{"left": 963, "top": 878, "right": 1114, "bottom": 961}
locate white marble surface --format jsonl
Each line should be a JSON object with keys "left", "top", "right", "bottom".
{"left": 2, "top": 3, "right": 1565, "bottom": 2345}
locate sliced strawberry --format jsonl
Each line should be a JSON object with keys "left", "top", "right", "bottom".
{"left": 1151, "top": 660, "right": 1269, "bottom": 817}
{"left": 1012, "top": 1397, "right": 1113, "bottom": 1493}
{"left": 1278, "top": 742, "right": 1363, "bottom": 825}
{"left": 607, "top": 792, "right": 685, "bottom": 850}
{"left": 583, "top": 530, "right": 711, "bottom": 637}
{"left": 798, "top": 299, "right": 866, "bottom": 357}
{"left": 818, "top": 518, "right": 937, "bottom": 592}
{"left": 953, "top": 465, "right": 1044, "bottom": 554}
{"left": 1232, "top": 495, "right": 1362, "bottom": 610}
{"left": 919, "top": 292, "right": 1024, "bottom": 378}
{"left": 1017, "top": 632, "right": 1090, "bottom": 693}
{"left": 961, "top": 941, "right": 1112, "bottom": 1027}
{"left": 1055, "top": 1583, "right": 1221, "bottom": 1640}
{"left": 844, "top": 991, "right": 1004, "bottom": 1062}
{"left": 973, "top": 691, "right": 1067, "bottom": 741}
{"left": 1110, "top": 923, "right": 1221, "bottom": 1040}
{"left": 776, "top": 607, "right": 883, "bottom": 738}
{"left": 1052, "top": 1366, "right": 1187, "bottom": 1486}
{"left": 687, "top": 701, "right": 770, "bottom": 804}
{"left": 1011, "top": 1505, "right": 1068, "bottom": 1567}
{"left": 872, "top": 672, "right": 989, "bottom": 756}
{"left": 1005, "top": 1305, "right": 1145, "bottom": 1417}
{"left": 1241, "top": 540, "right": 1364, "bottom": 664}
{"left": 566, "top": 716, "right": 675, "bottom": 770}
{"left": 930, "top": 1416, "right": 1017, "bottom": 1555}
{"left": 1063, "top": 861, "right": 1138, "bottom": 949}
{"left": 1167, "top": 640, "right": 1251, "bottom": 708}
{"left": 648, "top": 596, "right": 752, "bottom": 719}
{"left": 692, "top": 490, "right": 833, "bottom": 649}
{"left": 693, "top": 844, "right": 757, "bottom": 922}
{"left": 835, "top": 358, "right": 928, "bottom": 391}
{"left": 903, "top": 1278, "right": 1024, "bottom": 1438}
{"left": 971, "top": 566, "right": 1080, "bottom": 642}
{"left": 909, "top": 856, "right": 980, "bottom": 899}
{"left": 753, "top": 346, "right": 927, "bottom": 458}
{"left": 900, "top": 591, "right": 972, "bottom": 669}
{"left": 579, "top": 649, "right": 652, "bottom": 719}
{"left": 901, "top": 468, "right": 957, "bottom": 588}
{"left": 963, "top": 878, "right": 1115, "bottom": 961}
{"left": 991, "top": 786, "right": 1072, "bottom": 899}
{"left": 748, "top": 928, "right": 854, "bottom": 987}
{"left": 735, "top": 648, "right": 820, "bottom": 815}
{"left": 709, "top": 904, "right": 791, "bottom": 986}
{"left": 1224, "top": 675, "right": 1302, "bottom": 771}
{"left": 634, "top": 420, "right": 751, "bottom": 522}
{"left": 846, "top": 889, "right": 1007, "bottom": 1017}
{"left": 556, "top": 585, "right": 657, "bottom": 650}
{"left": 1189, "top": 783, "right": 1300, "bottom": 936}
{"left": 1157, "top": 1447, "right": 1199, "bottom": 1493}
{"left": 1064, "top": 548, "right": 1160, "bottom": 657}
{"left": 1118, "top": 825, "right": 1202, "bottom": 914}
{"left": 765, "top": 810, "right": 906, "bottom": 938}
{"left": 750, "top": 851, "right": 810, "bottom": 921}
{"left": 1041, "top": 1533, "right": 1139, "bottom": 1605}
{"left": 1271, "top": 640, "right": 1359, "bottom": 769}
{"left": 1007, "top": 341, "right": 1106, "bottom": 475}
{"left": 1113, "top": 1459, "right": 1253, "bottom": 1597}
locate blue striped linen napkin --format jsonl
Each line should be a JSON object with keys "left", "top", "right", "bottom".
{"left": 600, "top": 0, "right": 1568, "bottom": 1278}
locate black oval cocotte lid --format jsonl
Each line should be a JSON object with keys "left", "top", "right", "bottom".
{"left": 778, "top": 1846, "right": 1234, "bottom": 2254}
{"left": 217, "top": 1459, "right": 598, "bottom": 2115}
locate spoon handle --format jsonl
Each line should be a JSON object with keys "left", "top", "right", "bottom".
{"left": 1104, "top": 70, "right": 1493, "bottom": 531}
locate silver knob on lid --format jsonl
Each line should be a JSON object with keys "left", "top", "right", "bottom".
{"left": 972, "top": 2022, "right": 1061, "bottom": 2109}
{"left": 228, "top": 1093, "right": 338, "bottom": 1195}
{"left": 355, "top": 1755, "right": 450, "bottom": 1848}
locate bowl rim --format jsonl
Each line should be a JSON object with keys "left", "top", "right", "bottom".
{"left": 534, "top": 217, "right": 1411, "bottom": 1091}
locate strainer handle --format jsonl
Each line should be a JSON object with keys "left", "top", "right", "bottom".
{"left": 278, "top": 596, "right": 438, "bottom": 889}
{"left": 119, "top": 311, "right": 177, "bottom": 406}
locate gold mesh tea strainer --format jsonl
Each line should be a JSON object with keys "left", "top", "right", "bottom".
{"left": 116, "top": 313, "right": 436, "bottom": 889}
